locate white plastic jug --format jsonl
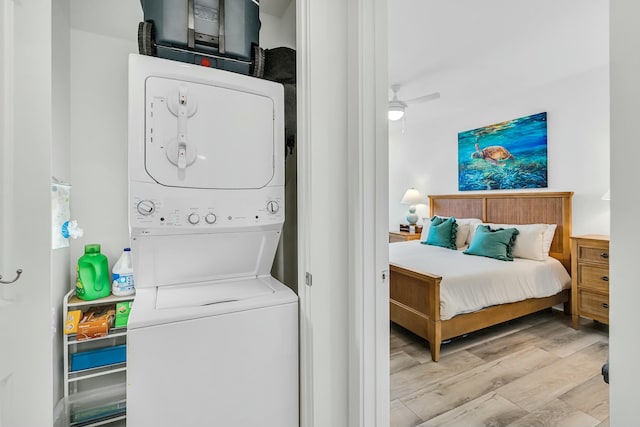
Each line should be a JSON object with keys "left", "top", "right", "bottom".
{"left": 112, "top": 248, "right": 135, "bottom": 296}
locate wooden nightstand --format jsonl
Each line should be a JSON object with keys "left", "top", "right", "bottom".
{"left": 389, "top": 231, "right": 421, "bottom": 243}
{"left": 571, "top": 234, "right": 610, "bottom": 329}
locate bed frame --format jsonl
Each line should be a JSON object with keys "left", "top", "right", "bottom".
{"left": 389, "top": 191, "right": 573, "bottom": 362}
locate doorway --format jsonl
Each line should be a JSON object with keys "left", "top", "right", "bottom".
{"left": 386, "top": 1, "right": 610, "bottom": 425}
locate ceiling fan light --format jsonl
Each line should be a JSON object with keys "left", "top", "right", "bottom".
{"left": 388, "top": 108, "right": 404, "bottom": 121}
{"left": 388, "top": 100, "right": 406, "bottom": 121}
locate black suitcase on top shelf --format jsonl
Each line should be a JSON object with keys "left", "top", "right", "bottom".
{"left": 138, "top": 0, "right": 263, "bottom": 76}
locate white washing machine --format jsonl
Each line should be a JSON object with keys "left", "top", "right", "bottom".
{"left": 126, "top": 54, "right": 298, "bottom": 427}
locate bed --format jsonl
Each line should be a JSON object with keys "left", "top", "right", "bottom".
{"left": 389, "top": 191, "right": 573, "bottom": 362}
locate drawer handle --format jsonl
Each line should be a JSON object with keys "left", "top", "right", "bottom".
{"left": 600, "top": 252, "right": 609, "bottom": 259}
{"left": 601, "top": 303, "right": 609, "bottom": 309}
{"left": 601, "top": 276, "right": 609, "bottom": 282}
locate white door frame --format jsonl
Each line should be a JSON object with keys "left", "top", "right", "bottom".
{"left": 297, "top": 0, "right": 389, "bottom": 425}
{"left": 346, "top": 0, "right": 389, "bottom": 426}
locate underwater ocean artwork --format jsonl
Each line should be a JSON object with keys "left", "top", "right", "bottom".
{"left": 458, "top": 112, "right": 548, "bottom": 191}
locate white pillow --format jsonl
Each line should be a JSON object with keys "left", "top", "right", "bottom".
{"left": 458, "top": 218, "right": 483, "bottom": 245}
{"left": 454, "top": 223, "right": 470, "bottom": 249}
{"left": 420, "top": 219, "right": 430, "bottom": 241}
{"left": 543, "top": 224, "right": 557, "bottom": 255}
{"left": 483, "top": 223, "right": 555, "bottom": 261}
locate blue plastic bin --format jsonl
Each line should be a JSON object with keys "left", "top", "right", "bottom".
{"left": 70, "top": 345, "right": 126, "bottom": 371}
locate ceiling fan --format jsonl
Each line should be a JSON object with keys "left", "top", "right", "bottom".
{"left": 388, "top": 84, "right": 440, "bottom": 121}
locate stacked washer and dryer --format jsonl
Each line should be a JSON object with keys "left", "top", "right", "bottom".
{"left": 126, "top": 54, "right": 298, "bottom": 426}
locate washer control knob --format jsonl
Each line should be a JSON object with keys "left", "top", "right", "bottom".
{"left": 137, "top": 200, "right": 156, "bottom": 216}
{"left": 267, "top": 201, "right": 280, "bottom": 214}
{"left": 187, "top": 213, "right": 200, "bottom": 225}
{"left": 205, "top": 213, "right": 217, "bottom": 224}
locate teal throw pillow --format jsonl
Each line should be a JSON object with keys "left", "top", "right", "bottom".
{"left": 463, "top": 225, "right": 519, "bottom": 261}
{"left": 423, "top": 216, "right": 458, "bottom": 250}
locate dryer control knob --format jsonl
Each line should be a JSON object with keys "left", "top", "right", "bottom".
{"left": 205, "top": 213, "right": 217, "bottom": 224}
{"left": 267, "top": 201, "right": 280, "bottom": 214}
{"left": 137, "top": 200, "right": 156, "bottom": 216}
{"left": 187, "top": 213, "right": 200, "bottom": 225}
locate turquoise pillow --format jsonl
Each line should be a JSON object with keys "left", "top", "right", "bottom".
{"left": 423, "top": 216, "right": 458, "bottom": 250}
{"left": 463, "top": 225, "right": 519, "bottom": 261}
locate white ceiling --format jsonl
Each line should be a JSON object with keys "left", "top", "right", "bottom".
{"left": 388, "top": 0, "right": 609, "bottom": 114}
{"left": 260, "top": 0, "right": 293, "bottom": 17}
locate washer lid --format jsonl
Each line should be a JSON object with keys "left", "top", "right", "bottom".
{"left": 127, "top": 276, "right": 297, "bottom": 329}
{"left": 155, "top": 276, "right": 274, "bottom": 310}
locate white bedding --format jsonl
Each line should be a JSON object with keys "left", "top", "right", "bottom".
{"left": 389, "top": 240, "right": 571, "bottom": 320}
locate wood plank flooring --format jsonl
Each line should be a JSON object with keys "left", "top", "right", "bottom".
{"left": 390, "top": 309, "right": 609, "bottom": 427}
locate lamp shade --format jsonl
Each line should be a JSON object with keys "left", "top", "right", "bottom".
{"left": 388, "top": 100, "right": 406, "bottom": 121}
{"left": 388, "top": 107, "right": 405, "bottom": 121}
{"left": 401, "top": 188, "right": 422, "bottom": 205}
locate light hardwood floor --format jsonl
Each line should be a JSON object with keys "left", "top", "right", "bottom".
{"left": 390, "top": 309, "right": 609, "bottom": 427}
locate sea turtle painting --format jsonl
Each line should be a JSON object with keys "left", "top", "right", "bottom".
{"left": 471, "top": 142, "right": 515, "bottom": 165}
{"left": 458, "top": 112, "right": 547, "bottom": 191}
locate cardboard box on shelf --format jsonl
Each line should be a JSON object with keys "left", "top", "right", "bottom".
{"left": 76, "top": 306, "right": 115, "bottom": 341}
{"left": 64, "top": 310, "right": 82, "bottom": 335}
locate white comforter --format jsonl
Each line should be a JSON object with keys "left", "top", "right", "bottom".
{"left": 389, "top": 241, "right": 571, "bottom": 320}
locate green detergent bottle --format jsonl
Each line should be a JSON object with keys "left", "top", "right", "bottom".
{"left": 76, "top": 244, "right": 111, "bottom": 300}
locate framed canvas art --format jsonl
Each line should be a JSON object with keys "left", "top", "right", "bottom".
{"left": 458, "top": 112, "right": 548, "bottom": 191}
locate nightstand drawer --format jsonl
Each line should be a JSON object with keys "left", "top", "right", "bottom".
{"left": 577, "top": 264, "right": 609, "bottom": 292}
{"left": 578, "top": 290, "right": 609, "bottom": 322}
{"left": 576, "top": 245, "right": 609, "bottom": 266}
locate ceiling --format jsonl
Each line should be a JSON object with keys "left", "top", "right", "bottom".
{"left": 260, "top": 0, "right": 293, "bottom": 17}
{"left": 388, "top": 0, "right": 609, "bottom": 118}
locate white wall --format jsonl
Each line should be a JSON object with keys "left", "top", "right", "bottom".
{"left": 610, "top": 0, "right": 640, "bottom": 424}
{"left": 69, "top": 28, "right": 139, "bottom": 273}
{"left": 260, "top": 1, "right": 296, "bottom": 49}
{"left": 389, "top": 65, "right": 610, "bottom": 235}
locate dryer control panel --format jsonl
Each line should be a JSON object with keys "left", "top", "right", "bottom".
{"left": 130, "top": 184, "right": 283, "bottom": 234}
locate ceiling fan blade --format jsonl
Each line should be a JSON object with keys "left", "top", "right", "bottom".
{"left": 406, "top": 92, "right": 441, "bottom": 104}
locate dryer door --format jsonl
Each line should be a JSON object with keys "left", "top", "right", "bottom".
{"left": 144, "top": 76, "right": 275, "bottom": 189}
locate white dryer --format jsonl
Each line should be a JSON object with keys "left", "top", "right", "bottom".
{"left": 126, "top": 54, "right": 298, "bottom": 427}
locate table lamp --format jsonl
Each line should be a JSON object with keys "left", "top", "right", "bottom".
{"left": 401, "top": 188, "right": 422, "bottom": 225}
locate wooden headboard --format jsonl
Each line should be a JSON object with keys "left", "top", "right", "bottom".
{"left": 428, "top": 192, "right": 573, "bottom": 272}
